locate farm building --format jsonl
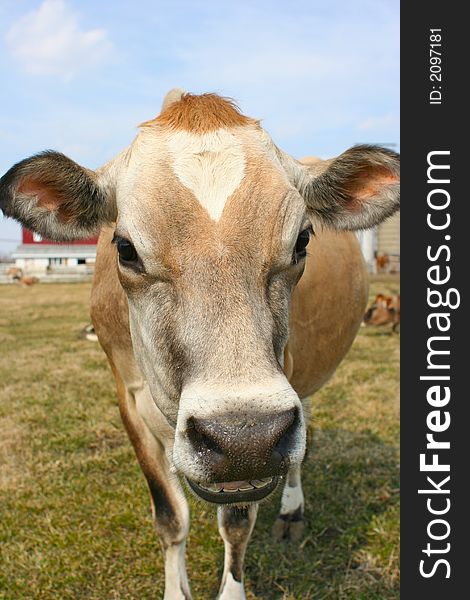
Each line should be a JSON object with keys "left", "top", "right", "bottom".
{"left": 12, "top": 228, "right": 98, "bottom": 276}
{"left": 356, "top": 212, "right": 400, "bottom": 273}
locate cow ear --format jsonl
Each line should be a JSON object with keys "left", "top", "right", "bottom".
{"left": 0, "top": 151, "right": 116, "bottom": 241}
{"left": 299, "top": 145, "right": 399, "bottom": 231}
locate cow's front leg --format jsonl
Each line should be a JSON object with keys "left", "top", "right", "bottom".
{"left": 130, "top": 429, "right": 190, "bottom": 600}
{"left": 115, "top": 375, "right": 191, "bottom": 599}
{"left": 217, "top": 504, "right": 258, "bottom": 600}
{"left": 272, "top": 465, "right": 305, "bottom": 542}
{"left": 148, "top": 474, "right": 190, "bottom": 600}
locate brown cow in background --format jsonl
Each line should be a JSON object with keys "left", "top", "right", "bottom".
{"left": 20, "top": 275, "right": 39, "bottom": 286}
{"left": 375, "top": 253, "right": 389, "bottom": 273}
{"left": 364, "top": 294, "right": 400, "bottom": 332}
{"left": 5, "top": 266, "right": 39, "bottom": 286}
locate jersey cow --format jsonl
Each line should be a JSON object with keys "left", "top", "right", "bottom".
{"left": 0, "top": 90, "right": 399, "bottom": 599}
{"left": 364, "top": 294, "right": 401, "bottom": 332}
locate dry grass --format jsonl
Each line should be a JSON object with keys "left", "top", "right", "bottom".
{"left": 0, "top": 278, "right": 399, "bottom": 599}
{"left": 0, "top": 415, "right": 33, "bottom": 491}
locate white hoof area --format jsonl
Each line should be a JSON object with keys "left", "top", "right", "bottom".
{"left": 164, "top": 590, "right": 191, "bottom": 600}
{"left": 218, "top": 572, "right": 246, "bottom": 600}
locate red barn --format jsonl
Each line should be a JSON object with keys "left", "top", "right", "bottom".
{"left": 12, "top": 228, "right": 98, "bottom": 275}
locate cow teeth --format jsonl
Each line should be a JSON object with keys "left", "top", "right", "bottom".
{"left": 199, "top": 479, "right": 273, "bottom": 493}
{"left": 202, "top": 483, "right": 223, "bottom": 492}
{"left": 251, "top": 477, "right": 273, "bottom": 489}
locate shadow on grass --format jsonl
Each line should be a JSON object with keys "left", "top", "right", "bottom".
{"left": 233, "top": 427, "right": 399, "bottom": 599}
{"left": 362, "top": 326, "right": 399, "bottom": 338}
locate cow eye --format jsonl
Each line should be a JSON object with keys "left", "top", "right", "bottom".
{"left": 113, "top": 235, "right": 138, "bottom": 265}
{"left": 293, "top": 227, "right": 312, "bottom": 264}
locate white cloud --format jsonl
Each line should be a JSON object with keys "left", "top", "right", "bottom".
{"left": 5, "top": 0, "right": 113, "bottom": 80}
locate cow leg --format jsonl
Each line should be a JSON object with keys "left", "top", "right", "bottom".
{"left": 217, "top": 504, "right": 258, "bottom": 600}
{"left": 148, "top": 472, "right": 190, "bottom": 600}
{"left": 114, "top": 373, "right": 191, "bottom": 600}
{"left": 272, "top": 464, "right": 305, "bottom": 542}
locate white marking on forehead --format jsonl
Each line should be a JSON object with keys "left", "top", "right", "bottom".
{"left": 167, "top": 128, "right": 245, "bottom": 221}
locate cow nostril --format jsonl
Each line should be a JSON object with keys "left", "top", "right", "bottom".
{"left": 186, "top": 416, "right": 224, "bottom": 455}
{"left": 273, "top": 406, "right": 298, "bottom": 463}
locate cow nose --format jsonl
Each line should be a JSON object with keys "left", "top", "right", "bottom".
{"left": 185, "top": 408, "right": 298, "bottom": 481}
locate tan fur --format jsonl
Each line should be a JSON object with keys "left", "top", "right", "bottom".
{"left": 91, "top": 226, "right": 368, "bottom": 402}
{"left": 91, "top": 231, "right": 132, "bottom": 362}
{"left": 141, "top": 93, "right": 257, "bottom": 133}
{"left": 287, "top": 230, "right": 368, "bottom": 396}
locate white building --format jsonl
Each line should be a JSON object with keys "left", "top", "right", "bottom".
{"left": 12, "top": 228, "right": 97, "bottom": 276}
{"left": 357, "top": 212, "right": 400, "bottom": 273}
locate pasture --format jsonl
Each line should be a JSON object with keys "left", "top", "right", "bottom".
{"left": 0, "top": 278, "right": 399, "bottom": 599}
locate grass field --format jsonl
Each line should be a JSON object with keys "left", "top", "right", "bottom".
{"left": 0, "top": 278, "right": 399, "bottom": 599}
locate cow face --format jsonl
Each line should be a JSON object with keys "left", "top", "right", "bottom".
{"left": 0, "top": 91, "right": 399, "bottom": 504}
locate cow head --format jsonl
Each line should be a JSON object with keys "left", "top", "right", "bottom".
{"left": 0, "top": 91, "right": 399, "bottom": 504}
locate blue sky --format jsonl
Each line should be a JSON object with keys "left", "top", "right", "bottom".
{"left": 0, "top": 0, "right": 399, "bottom": 253}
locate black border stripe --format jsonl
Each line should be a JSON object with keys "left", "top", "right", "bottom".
{"left": 401, "top": 3, "right": 467, "bottom": 596}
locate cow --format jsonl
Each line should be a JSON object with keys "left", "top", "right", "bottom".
{"left": 0, "top": 90, "right": 399, "bottom": 599}
{"left": 364, "top": 294, "right": 401, "bottom": 332}
{"left": 5, "top": 266, "right": 23, "bottom": 281}
{"left": 375, "top": 253, "right": 390, "bottom": 273}
{"left": 5, "top": 267, "right": 39, "bottom": 286}
{"left": 20, "top": 275, "right": 40, "bottom": 286}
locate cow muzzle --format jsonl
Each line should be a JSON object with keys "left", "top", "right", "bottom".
{"left": 174, "top": 401, "right": 305, "bottom": 504}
